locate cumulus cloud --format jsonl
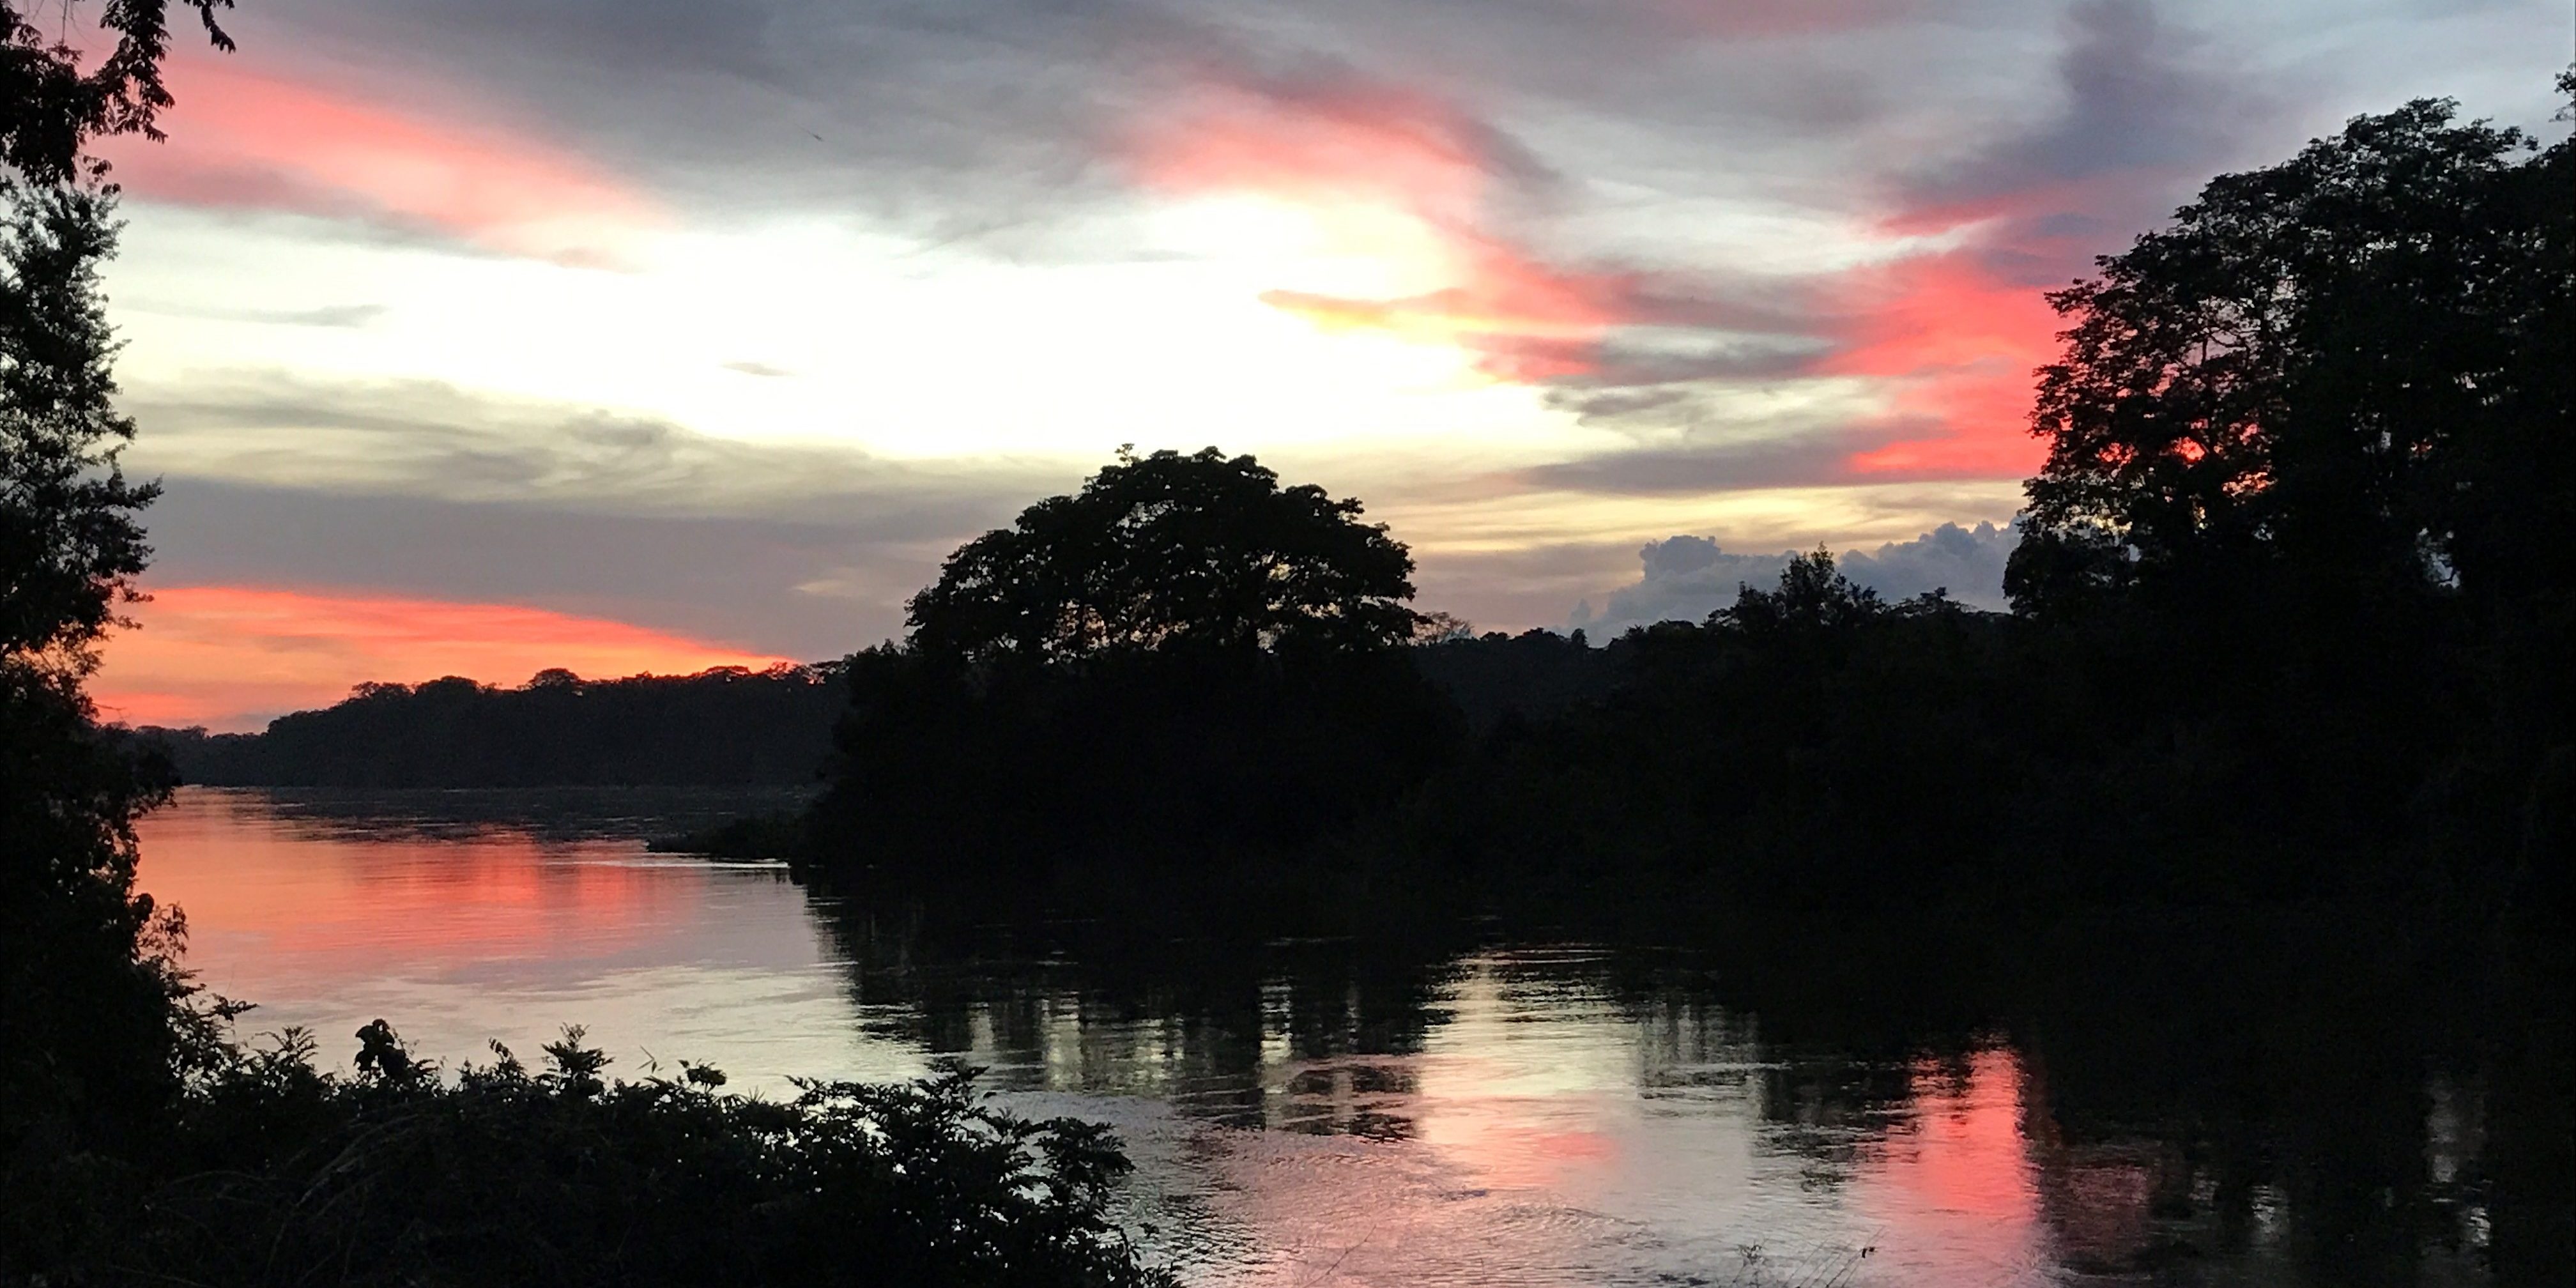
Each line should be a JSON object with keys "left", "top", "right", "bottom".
{"left": 1570, "top": 519, "right": 2020, "bottom": 632}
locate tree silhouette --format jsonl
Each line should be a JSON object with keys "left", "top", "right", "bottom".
{"left": 2008, "top": 97, "right": 2566, "bottom": 613}
{"left": 810, "top": 448, "right": 1452, "bottom": 876}
{"left": 1, "top": 180, "right": 151, "bottom": 672}
{"left": 3, "top": 0, "right": 234, "bottom": 1216}
{"left": 908, "top": 446, "right": 1419, "bottom": 663}
{"left": 1, "top": 1, "right": 236, "bottom": 184}
{"left": 1711, "top": 548, "right": 1885, "bottom": 638}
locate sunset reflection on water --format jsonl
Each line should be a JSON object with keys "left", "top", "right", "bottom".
{"left": 137, "top": 788, "right": 2483, "bottom": 1287}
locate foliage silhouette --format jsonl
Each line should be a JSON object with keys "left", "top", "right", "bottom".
{"left": 23, "top": 1020, "right": 1169, "bottom": 1287}
{"left": 759, "top": 93, "right": 2574, "bottom": 1048}
{"left": 911, "top": 445, "right": 1420, "bottom": 662}
{"left": 1, "top": 167, "right": 193, "bottom": 1191}
{"left": 1, "top": 1, "right": 235, "bottom": 184}
{"left": 806, "top": 447, "right": 1456, "bottom": 877}
{"left": 142, "top": 663, "right": 850, "bottom": 787}
{"left": 2009, "top": 96, "right": 2566, "bottom": 615}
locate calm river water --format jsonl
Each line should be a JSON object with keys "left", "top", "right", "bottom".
{"left": 136, "top": 786, "right": 2512, "bottom": 1287}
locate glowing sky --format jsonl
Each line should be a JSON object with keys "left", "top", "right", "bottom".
{"left": 77, "top": 0, "right": 2567, "bottom": 728}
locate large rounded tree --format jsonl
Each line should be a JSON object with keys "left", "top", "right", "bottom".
{"left": 907, "top": 447, "right": 1420, "bottom": 663}
{"left": 813, "top": 448, "right": 1455, "bottom": 880}
{"left": 2006, "top": 96, "right": 2570, "bottom": 613}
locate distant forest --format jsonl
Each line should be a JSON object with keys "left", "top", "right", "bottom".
{"left": 765, "top": 92, "right": 2572, "bottom": 936}
{"left": 132, "top": 642, "right": 1609, "bottom": 790}
{"left": 138, "top": 665, "right": 848, "bottom": 788}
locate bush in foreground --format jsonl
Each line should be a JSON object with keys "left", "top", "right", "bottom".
{"left": 20, "top": 1021, "right": 1169, "bottom": 1288}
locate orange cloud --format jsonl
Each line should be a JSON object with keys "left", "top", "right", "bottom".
{"left": 1260, "top": 233, "right": 1632, "bottom": 369}
{"left": 1820, "top": 252, "right": 2060, "bottom": 479}
{"left": 1126, "top": 78, "right": 1629, "bottom": 381}
{"left": 93, "top": 585, "right": 790, "bottom": 731}
{"left": 1127, "top": 78, "right": 1505, "bottom": 215}
{"left": 97, "top": 57, "right": 658, "bottom": 263}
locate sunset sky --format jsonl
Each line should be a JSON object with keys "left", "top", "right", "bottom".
{"left": 81, "top": 0, "right": 2565, "bottom": 728}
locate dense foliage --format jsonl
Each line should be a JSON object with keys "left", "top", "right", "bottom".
{"left": 2011, "top": 98, "right": 2570, "bottom": 613}
{"left": 3, "top": 17, "right": 1169, "bottom": 1287}
{"left": 20, "top": 1023, "right": 1167, "bottom": 1287}
{"left": 805, "top": 447, "right": 1455, "bottom": 875}
{"left": 143, "top": 663, "right": 850, "bottom": 787}
{"left": 910, "top": 446, "right": 1420, "bottom": 661}
{"left": 1388, "top": 98, "right": 2572, "bottom": 917}
{"left": 1, "top": 169, "right": 192, "bottom": 1208}
{"left": 790, "top": 95, "right": 2571, "bottom": 937}
{"left": 1, "top": 1, "right": 234, "bottom": 183}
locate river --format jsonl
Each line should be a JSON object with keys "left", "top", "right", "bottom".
{"left": 135, "top": 786, "right": 2512, "bottom": 1287}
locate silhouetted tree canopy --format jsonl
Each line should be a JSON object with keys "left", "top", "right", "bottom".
{"left": 142, "top": 664, "right": 852, "bottom": 788}
{"left": 1712, "top": 548, "right": 1887, "bottom": 638}
{"left": 1, "top": 1, "right": 234, "bottom": 184}
{"left": 908, "top": 447, "right": 1420, "bottom": 663}
{"left": 806, "top": 448, "right": 1450, "bottom": 874}
{"left": 1, "top": 179, "right": 150, "bottom": 669}
{"left": 2009, "top": 96, "right": 2572, "bottom": 614}
{"left": 3, "top": 0, "right": 224, "bottom": 1227}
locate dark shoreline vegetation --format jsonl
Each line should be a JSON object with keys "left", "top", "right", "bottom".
{"left": 137, "top": 664, "right": 850, "bottom": 788}
{"left": 1, "top": 12, "right": 2568, "bottom": 1283}
{"left": 5, "top": 14, "right": 1172, "bottom": 1285}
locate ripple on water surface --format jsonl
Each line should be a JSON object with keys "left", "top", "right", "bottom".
{"left": 137, "top": 786, "right": 2512, "bottom": 1288}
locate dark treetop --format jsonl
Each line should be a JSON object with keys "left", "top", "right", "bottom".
{"left": 908, "top": 445, "right": 1420, "bottom": 663}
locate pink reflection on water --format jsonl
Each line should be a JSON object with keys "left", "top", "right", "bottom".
{"left": 140, "top": 790, "right": 696, "bottom": 975}
{"left": 1176, "top": 965, "right": 2069, "bottom": 1287}
{"left": 132, "top": 788, "right": 893, "bottom": 1089}
{"left": 1848, "top": 1046, "right": 2053, "bottom": 1285}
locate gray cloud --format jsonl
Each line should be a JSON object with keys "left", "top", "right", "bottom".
{"left": 117, "top": 372, "right": 1084, "bottom": 656}
{"left": 1519, "top": 425, "right": 1916, "bottom": 494}
{"left": 1894, "top": 0, "right": 2262, "bottom": 279}
{"left": 1570, "top": 519, "right": 2020, "bottom": 633}
{"left": 208, "top": 0, "right": 2010, "bottom": 254}
{"left": 127, "top": 300, "right": 388, "bottom": 328}
{"left": 121, "top": 371, "right": 1063, "bottom": 521}
{"left": 141, "top": 477, "right": 1009, "bottom": 660}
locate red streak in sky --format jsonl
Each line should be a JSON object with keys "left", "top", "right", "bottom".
{"left": 92, "top": 585, "right": 789, "bottom": 731}
{"left": 1127, "top": 79, "right": 1629, "bottom": 379}
{"left": 1821, "top": 252, "right": 2060, "bottom": 478}
{"left": 98, "top": 57, "right": 657, "bottom": 260}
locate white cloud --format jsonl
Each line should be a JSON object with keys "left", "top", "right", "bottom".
{"left": 1570, "top": 519, "right": 2018, "bottom": 633}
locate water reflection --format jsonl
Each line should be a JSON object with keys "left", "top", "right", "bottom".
{"left": 137, "top": 787, "right": 910, "bottom": 1087}
{"left": 135, "top": 788, "right": 2534, "bottom": 1287}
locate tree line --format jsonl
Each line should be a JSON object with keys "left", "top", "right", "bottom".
{"left": 139, "top": 663, "right": 849, "bottom": 787}
{"left": 767, "top": 92, "right": 2570, "bottom": 940}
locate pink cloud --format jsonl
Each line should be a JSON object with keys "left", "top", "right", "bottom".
{"left": 96, "top": 57, "right": 659, "bottom": 263}
{"left": 1816, "top": 251, "right": 2061, "bottom": 479}
{"left": 1124, "top": 76, "right": 1640, "bottom": 381}
{"left": 92, "top": 585, "right": 789, "bottom": 731}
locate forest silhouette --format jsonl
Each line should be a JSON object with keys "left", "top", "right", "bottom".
{"left": 2, "top": 3, "right": 2568, "bottom": 1278}
{"left": 197, "top": 96, "right": 2571, "bottom": 926}
{"left": 762, "top": 90, "right": 2570, "bottom": 930}
{"left": 144, "top": 664, "right": 848, "bottom": 786}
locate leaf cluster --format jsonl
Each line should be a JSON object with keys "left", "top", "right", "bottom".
{"left": 1, "top": 0, "right": 235, "bottom": 183}
{"left": 24, "top": 1022, "right": 1170, "bottom": 1287}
